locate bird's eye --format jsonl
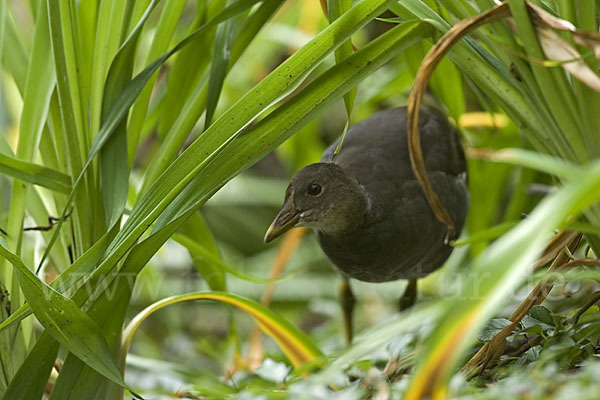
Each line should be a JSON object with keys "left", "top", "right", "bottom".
{"left": 308, "top": 183, "right": 322, "bottom": 196}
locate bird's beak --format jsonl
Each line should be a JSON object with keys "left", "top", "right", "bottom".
{"left": 264, "top": 194, "right": 300, "bottom": 243}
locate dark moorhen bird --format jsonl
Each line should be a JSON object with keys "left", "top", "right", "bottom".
{"left": 264, "top": 106, "right": 469, "bottom": 342}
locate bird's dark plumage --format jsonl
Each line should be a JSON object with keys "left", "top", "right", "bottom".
{"left": 266, "top": 106, "right": 469, "bottom": 284}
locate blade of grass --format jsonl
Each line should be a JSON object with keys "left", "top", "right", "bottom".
{"left": 0, "top": 152, "right": 71, "bottom": 193}
{"left": 126, "top": 0, "right": 187, "bottom": 165}
{"left": 48, "top": 0, "right": 94, "bottom": 253}
{"left": 77, "top": 0, "right": 97, "bottom": 102}
{"left": 122, "top": 292, "right": 324, "bottom": 369}
{"left": 176, "top": 212, "right": 226, "bottom": 291}
{"left": 204, "top": 1, "right": 238, "bottom": 129}
{"left": 49, "top": 272, "right": 132, "bottom": 400}
{"left": 0, "top": 0, "right": 5, "bottom": 84}
{"left": 508, "top": 0, "right": 585, "bottom": 161}
{"left": 125, "top": 0, "right": 152, "bottom": 34}
{"left": 452, "top": 221, "right": 518, "bottom": 247}
{"left": 0, "top": 227, "right": 115, "bottom": 333}
{"left": 2, "top": 0, "right": 55, "bottom": 278}
{"left": 470, "top": 147, "right": 581, "bottom": 180}
{"left": 3, "top": 333, "right": 59, "bottom": 400}
{"left": 328, "top": 0, "right": 356, "bottom": 158}
{"left": 99, "top": 0, "right": 161, "bottom": 229}
{"left": 155, "top": 0, "right": 223, "bottom": 139}
{"left": 1, "top": 10, "right": 28, "bottom": 93}
{"left": 89, "top": 0, "right": 128, "bottom": 137}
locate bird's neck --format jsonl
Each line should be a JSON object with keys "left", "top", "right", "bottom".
{"left": 318, "top": 184, "right": 371, "bottom": 236}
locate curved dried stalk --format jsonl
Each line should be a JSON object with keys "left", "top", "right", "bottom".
{"left": 406, "top": 2, "right": 510, "bottom": 240}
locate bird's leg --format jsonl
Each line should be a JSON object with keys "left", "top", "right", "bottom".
{"left": 398, "top": 279, "right": 418, "bottom": 311}
{"left": 339, "top": 277, "right": 356, "bottom": 344}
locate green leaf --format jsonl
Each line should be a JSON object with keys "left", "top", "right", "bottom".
{"left": 99, "top": 2, "right": 156, "bottom": 229}
{"left": 122, "top": 292, "right": 324, "bottom": 368}
{"left": 49, "top": 272, "right": 133, "bottom": 400}
{"left": 1, "top": 0, "right": 56, "bottom": 353}
{"left": 77, "top": 0, "right": 97, "bottom": 99}
{"left": 329, "top": 0, "right": 356, "bottom": 114}
{"left": 530, "top": 305, "right": 555, "bottom": 327}
{"left": 0, "top": 229, "right": 114, "bottom": 333}
{"left": 172, "top": 233, "right": 299, "bottom": 284}
{"left": 177, "top": 212, "right": 226, "bottom": 291}
{"left": 0, "top": 152, "right": 71, "bottom": 193}
{"left": 1, "top": 11, "right": 28, "bottom": 93}
{"left": 0, "top": 237, "right": 133, "bottom": 393}
{"left": 16, "top": 1, "right": 55, "bottom": 164}
{"left": 204, "top": 1, "right": 238, "bottom": 129}
{"left": 3, "top": 333, "right": 59, "bottom": 400}
{"left": 478, "top": 318, "right": 512, "bottom": 341}
{"left": 89, "top": 0, "right": 129, "bottom": 137}
{"left": 48, "top": 0, "right": 95, "bottom": 252}
{"left": 328, "top": 0, "right": 356, "bottom": 158}
{"left": 154, "top": 0, "right": 223, "bottom": 140}
{"left": 452, "top": 221, "right": 517, "bottom": 247}
{"left": 477, "top": 148, "right": 582, "bottom": 180}
{"left": 126, "top": 0, "right": 188, "bottom": 162}
{"left": 0, "top": 0, "right": 6, "bottom": 80}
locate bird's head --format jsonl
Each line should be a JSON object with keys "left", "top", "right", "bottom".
{"left": 264, "top": 163, "right": 369, "bottom": 243}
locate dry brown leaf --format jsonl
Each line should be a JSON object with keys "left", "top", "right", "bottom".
{"left": 535, "top": 24, "right": 600, "bottom": 93}
{"left": 527, "top": 2, "right": 600, "bottom": 59}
